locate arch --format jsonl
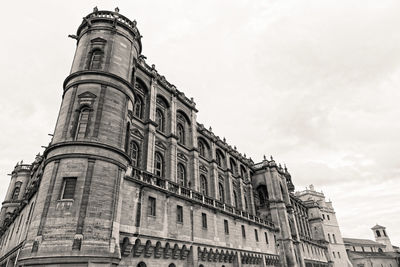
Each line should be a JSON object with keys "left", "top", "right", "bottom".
{"left": 137, "top": 262, "right": 146, "bottom": 267}
{"left": 154, "top": 152, "right": 164, "bottom": 177}
{"left": 198, "top": 137, "right": 210, "bottom": 158}
{"left": 219, "top": 182, "right": 225, "bottom": 203}
{"left": 130, "top": 141, "right": 140, "bottom": 167}
{"left": 177, "top": 122, "right": 185, "bottom": 145}
{"left": 11, "top": 185, "right": 21, "bottom": 201}
{"left": 176, "top": 110, "right": 191, "bottom": 125}
{"left": 156, "top": 94, "right": 170, "bottom": 108}
{"left": 177, "top": 163, "right": 186, "bottom": 187}
{"left": 229, "top": 158, "right": 237, "bottom": 175}
{"left": 88, "top": 49, "right": 104, "bottom": 70}
{"left": 168, "top": 264, "right": 176, "bottom": 267}
{"left": 134, "top": 78, "right": 149, "bottom": 94}
{"left": 200, "top": 174, "right": 208, "bottom": 196}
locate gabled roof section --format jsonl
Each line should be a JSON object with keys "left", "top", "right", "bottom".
{"left": 371, "top": 224, "right": 386, "bottom": 230}
{"left": 343, "top": 238, "right": 385, "bottom": 247}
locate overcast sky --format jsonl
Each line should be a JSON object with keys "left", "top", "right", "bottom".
{"left": 0, "top": 0, "right": 399, "bottom": 245}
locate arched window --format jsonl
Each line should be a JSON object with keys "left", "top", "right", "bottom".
{"left": 219, "top": 183, "right": 225, "bottom": 203}
{"left": 240, "top": 165, "right": 247, "bottom": 178}
{"left": 133, "top": 96, "right": 143, "bottom": 119}
{"left": 11, "top": 186, "right": 21, "bottom": 201}
{"left": 200, "top": 175, "right": 208, "bottom": 196}
{"left": 168, "top": 264, "right": 176, "bottom": 267}
{"left": 244, "top": 196, "right": 248, "bottom": 211}
{"left": 376, "top": 230, "right": 381, "bottom": 237}
{"left": 137, "top": 262, "right": 146, "bottom": 267}
{"left": 230, "top": 158, "right": 237, "bottom": 175}
{"left": 198, "top": 140, "right": 206, "bottom": 157}
{"left": 177, "top": 123, "right": 185, "bottom": 145}
{"left": 130, "top": 141, "right": 139, "bottom": 167}
{"left": 156, "top": 108, "right": 164, "bottom": 132}
{"left": 75, "top": 108, "right": 90, "bottom": 139}
{"left": 257, "top": 185, "right": 269, "bottom": 206}
{"left": 216, "top": 150, "right": 224, "bottom": 167}
{"left": 177, "top": 163, "right": 186, "bottom": 186}
{"left": 154, "top": 152, "right": 164, "bottom": 177}
{"left": 233, "top": 191, "right": 238, "bottom": 208}
{"left": 89, "top": 49, "right": 103, "bottom": 70}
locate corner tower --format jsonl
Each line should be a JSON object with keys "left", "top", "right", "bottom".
{"left": 18, "top": 8, "right": 140, "bottom": 266}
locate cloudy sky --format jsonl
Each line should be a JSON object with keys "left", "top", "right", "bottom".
{"left": 0, "top": 0, "right": 399, "bottom": 245}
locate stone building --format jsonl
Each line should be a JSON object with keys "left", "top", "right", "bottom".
{"left": 344, "top": 225, "right": 400, "bottom": 267}
{"left": 0, "top": 8, "right": 345, "bottom": 267}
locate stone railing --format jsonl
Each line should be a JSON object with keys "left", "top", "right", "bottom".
{"left": 86, "top": 10, "right": 138, "bottom": 31}
{"left": 126, "top": 166, "right": 276, "bottom": 230}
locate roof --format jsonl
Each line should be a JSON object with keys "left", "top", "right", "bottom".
{"left": 343, "top": 238, "right": 385, "bottom": 247}
{"left": 371, "top": 224, "right": 386, "bottom": 230}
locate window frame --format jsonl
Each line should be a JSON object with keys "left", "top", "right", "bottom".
{"left": 60, "top": 177, "right": 77, "bottom": 200}
{"left": 148, "top": 196, "right": 156, "bottom": 217}
{"left": 176, "top": 205, "right": 183, "bottom": 224}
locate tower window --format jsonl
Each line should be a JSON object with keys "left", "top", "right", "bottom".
{"left": 233, "top": 191, "right": 238, "bottom": 208}
{"left": 148, "top": 196, "right": 156, "bottom": 216}
{"left": 327, "top": 214, "right": 330, "bottom": 220}
{"left": 255, "top": 229, "right": 259, "bottom": 242}
{"left": 61, "top": 177, "right": 77, "bottom": 200}
{"left": 224, "top": 219, "right": 229, "bottom": 234}
{"left": 177, "top": 163, "right": 186, "bottom": 187}
{"left": 11, "top": 183, "right": 21, "bottom": 201}
{"left": 376, "top": 230, "right": 381, "bottom": 237}
{"left": 333, "top": 234, "right": 337, "bottom": 243}
{"left": 89, "top": 49, "right": 103, "bottom": 70}
{"left": 200, "top": 175, "right": 208, "bottom": 196}
{"left": 75, "top": 108, "right": 90, "bottom": 139}
{"left": 241, "top": 225, "right": 246, "bottom": 238}
{"left": 202, "top": 213, "right": 207, "bottom": 229}
{"left": 130, "top": 141, "right": 139, "bottom": 167}
{"left": 154, "top": 152, "right": 164, "bottom": 177}
{"left": 265, "top": 232, "right": 269, "bottom": 244}
{"left": 156, "top": 108, "right": 164, "bottom": 132}
{"left": 176, "top": 205, "right": 183, "bottom": 223}
{"left": 383, "top": 229, "right": 387, "bottom": 237}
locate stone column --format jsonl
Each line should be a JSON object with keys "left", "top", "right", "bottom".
{"left": 169, "top": 95, "right": 178, "bottom": 182}
{"left": 190, "top": 110, "right": 200, "bottom": 190}
{"left": 145, "top": 78, "right": 157, "bottom": 172}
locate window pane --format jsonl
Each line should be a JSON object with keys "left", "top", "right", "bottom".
{"left": 62, "top": 178, "right": 77, "bottom": 199}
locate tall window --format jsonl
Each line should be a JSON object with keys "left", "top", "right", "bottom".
{"left": 244, "top": 197, "right": 248, "bottom": 211}
{"left": 376, "top": 230, "right": 381, "bottom": 237}
{"left": 148, "top": 196, "right": 156, "bottom": 216}
{"left": 89, "top": 50, "right": 103, "bottom": 70}
{"left": 61, "top": 177, "right": 77, "bottom": 200}
{"left": 154, "top": 152, "right": 164, "bottom": 177}
{"left": 156, "top": 109, "right": 164, "bottom": 132}
{"left": 328, "top": 233, "right": 331, "bottom": 243}
{"left": 75, "top": 108, "right": 90, "bottom": 139}
{"left": 177, "top": 205, "right": 183, "bottom": 223}
{"left": 241, "top": 225, "right": 246, "bottom": 238}
{"left": 233, "top": 191, "right": 238, "bottom": 208}
{"left": 202, "top": 213, "right": 207, "bottom": 228}
{"left": 333, "top": 234, "right": 337, "bottom": 243}
{"left": 255, "top": 229, "right": 259, "bottom": 242}
{"left": 230, "top": 158, "right": 237, "bottom": 175}
{"left": 216, "top": 151, "right": 224, "bottom": 167}
{"left": 11, "top": 184, "right": 21, "bottom": 201}
{"left": 133, "top": 96, "right": 143, "bottom": 119}
{"left": 240, "top": 165, "right": 247, "bottom": 178}
{"left": 130, "top": 141, "right": 139, "bottom": 167}
{"left": 177, "top": 123, "right": 185, "bottom": 145}
{"left": 218, "top": 183, "right": 225, "bottom": 203}
{"left": 265, "top": 232, "right": 269, "bottom": 244}
{"left": 224, "top": 220, "right": 229, "bottom": 234}
{"left": 198, "top": 140, "right": 206, "bottom": 157}
{"left": 177, "top": 163, "right": 186, "bottom": 187}
{"left": 200, "top": 175, "right": 208, "bottom": 196}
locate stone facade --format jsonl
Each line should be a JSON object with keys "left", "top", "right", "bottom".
{"left": 0, "top": 8, "right": 339, "bottom": 267}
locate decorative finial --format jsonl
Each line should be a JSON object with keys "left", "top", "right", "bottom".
{"left": 263, "top": 155, "right": 267, "bottom": 160}
{"left": 270, "top": 155, "right": 274, "bottom": 161}
{"left": 223, "top": 137, "right": 226, "bottom": 142}
{"left": 190, "top": 97, "right": 194, "bottom": 101}
{"left": 284, "top": 164, "right": 287, "bottom": 171}
{"left": 279, "top": 163, "right": 282, "bottom": 169}
{"left": 209, "top": 126, "right": 212, "bottom": 132}
{"left": 115, "top": 7, "right": 120, "bottom": 13}
{"left": 133, "top": 20, "right": 137, "bottom": 27}
{"left": 93, "top": 6, "right": 98, "bottom": 12}
{"left": 234, "top": 146, "right": 237, "bottom": 150}
{"left": 151, "top": 64, "right": 156, "bottom": 70}
{"left": 244, "top": 153, "right": 246, "bottom": 157}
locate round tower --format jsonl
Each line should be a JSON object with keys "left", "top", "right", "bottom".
{"left": 372, "top": 224, "right": 393, "bottom": 252}
{"left": 18, "top": 8, "right": 140, "bottom": 266}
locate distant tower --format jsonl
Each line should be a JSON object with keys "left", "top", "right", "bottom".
{"left": 372, "top": 224, "right": 394, "bottom": 252}
{"left": 17, "top": 8, "right": 141, "bottom": 265}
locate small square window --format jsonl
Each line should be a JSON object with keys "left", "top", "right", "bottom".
{"left": 202, "top": 213, "right": 207, "bottom": 229}
{"left": 61, "top": 177, "right": 77, "bottom": 200}
{"left": 224, "top": 220, "right": 229, "bottom": 234}
{"left": 148, "top": 196, "right": 156, "bottom": 216}
{"left": 177, "top": 205, "right": 183, "bottom": 223}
